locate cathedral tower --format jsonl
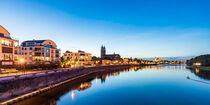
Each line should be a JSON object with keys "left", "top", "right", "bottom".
{"left": 101, "top": 45, "right": 106, "bottom": 58}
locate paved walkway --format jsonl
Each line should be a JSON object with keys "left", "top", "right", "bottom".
{"left": 0, "top": 70, "right": 44, "bottom": 78}
{"left": 0, "top": 67, "right": 78, "bottom": 78}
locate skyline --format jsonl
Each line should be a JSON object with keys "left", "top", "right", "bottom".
{"left": 1, "top": 0, "right": 210, "bottom": 58}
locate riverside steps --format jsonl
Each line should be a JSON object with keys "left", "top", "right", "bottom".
{"left": 0, "top": 64, "right": 132, "bottom": 105}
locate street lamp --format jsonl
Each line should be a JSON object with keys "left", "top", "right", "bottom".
{"left": 19, "top": 58, "right": 25, "bottom": 74}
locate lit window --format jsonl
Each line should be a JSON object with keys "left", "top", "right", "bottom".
{"left": 14, "top": 42, "right": 18, "bottom": 47}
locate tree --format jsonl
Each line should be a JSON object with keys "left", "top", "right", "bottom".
{"left": 60, "top": 56, "right": 65, "bottom": 67}
{"left": 65, "top": 50, "right": 71, "bottom": 53}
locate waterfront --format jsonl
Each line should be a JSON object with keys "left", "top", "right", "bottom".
{"left": 13, "top": 65, "right": 210, "bottom": 105}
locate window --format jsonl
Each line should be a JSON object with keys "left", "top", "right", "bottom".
{"left": 9, "top": 41, "right": 12, "bottom": 46}
{"left": 14, "top": 50, "right": 18, "bottom": 54}
{"left": 46, "top": 53, "right": 50, "bottom": 57}
{"left": 2, "top": 40, "right": 4, "bottom": 44}
{"left": 2, "top": 54, "right": 13, "bottom": 60}
{"left": 14, "top": 42, "right": 18, "bottom": 47}
{"left": 45, "top": 57, "right": 50, "bottom": 61}
{"left": 33, "top": 57, "right": 44, "bottom": 61}
{"left": 2, "top": 40, "right": 12, "bottom": 46}
{"left": 46, "top": 48, "right": 50, "bottom": 52}
{"left": 28, "top": 42, "right": 35, "bottom": 46}
{"left": 2, "top": 47, "right": 13, "bottom": 53}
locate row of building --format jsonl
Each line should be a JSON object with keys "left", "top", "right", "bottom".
{"left": 0, "top": 25, "right": 100, "bottom": 68}
{"left": 0, "top": 25, "right": 62, "bottom": 68}
{"left": 0, "top": 25, "right": 141, "bottom": 69}
{"left": 1, "top": 25, "right": 185, "bottom": 69}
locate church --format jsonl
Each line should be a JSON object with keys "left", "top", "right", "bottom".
{"left": 101, "top": 45, "right": 121, "bottom": 60}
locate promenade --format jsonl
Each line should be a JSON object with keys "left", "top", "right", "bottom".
{"left": 0, "top": 70, "right": 44, "bottom": 78}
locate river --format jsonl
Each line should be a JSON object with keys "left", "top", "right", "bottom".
{"left": 14, "top": 65, "right": 210, "bottom": 105}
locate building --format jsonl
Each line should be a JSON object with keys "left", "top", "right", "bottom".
{"left": 101, "top": 45, "right": 121, "bottom": 60}
{"left": 0, "top": 25, "right": 19, "bottom": 68}
{"left": 193, "top": 62, "right": 202, "bottom": 66}
{"left": 155, "top": 57, "right": 162, "bottom": 62}
{"left": 63, "top": 50, "right": 92, "bottom": 67}
{"left": 20, "top": 40, "right": 60, "bottom": 64}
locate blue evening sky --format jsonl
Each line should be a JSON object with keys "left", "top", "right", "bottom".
{"left": 0, "top": 0, "right": 210, "bottom": 58}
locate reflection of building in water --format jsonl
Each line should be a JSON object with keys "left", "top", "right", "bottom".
{"left": 101, "top": 75, "right": 107, "bottom": 83}
{"left": 145, "top": 65, "right": 186, "bottom": 70}
{"left": 71, "top": 91, "right": 75, "bottom": 100}
{"left": 95, "top": 76, "right": 98, "bottom": 84}
{"left": 112, "top": 72, "right": 120, "bottom": 76}
{"left": 195, "top": 68, "right": 200, "bottom": 74}
{"left": 189, "top": 67, "right": 210, "bottom": 80}
{"left": 77, "top": 82, "right": 92, "bottom": 91}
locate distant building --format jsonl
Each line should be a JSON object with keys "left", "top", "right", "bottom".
{"left": 63, "top": 50, "right": 92, "bottom": 67}
{"left": 101, "top": 45, "right": 121, "bottom": 60}
{"left": 155, "top": 57, "right": 162, "bottom": 62}
{"left": 193, "top": 62, "right": 201, "bottom": 66}
{"left": 0, "top": 25, "right": 19, "bottom": 68}
{"left": 20, "top": 40, "right": 60, "bottom": 64}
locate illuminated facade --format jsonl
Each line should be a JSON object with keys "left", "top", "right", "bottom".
{"left": 0, "top": 25, "right": 19, "bottom": 68}
{"left": 63, "top": 50, "right": 92, "bottom": 67}
{"left": 155, "top": 57, "right": 162, "bottom": 62}
{"left": 20, "top": 40, "right": 60, "bottom": 64}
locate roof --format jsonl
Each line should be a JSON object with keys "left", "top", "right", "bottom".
{"left": 106, "top": 54, "right": 120, "bottom": 56}
{"left": 22, "top": 40, "right": 58, "bottom": 49}
{"left": 23, "top": 40, "right": 46, "bottom": 43}
{"left": 0, "top": 33, "right": 12, "bottom": 39}
{"left": 0, "top": 25, "right": 10, "bottom": 36}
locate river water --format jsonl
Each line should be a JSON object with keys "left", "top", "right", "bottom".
{"left": 14, "top": 65, "right": 210, "bottom": 105}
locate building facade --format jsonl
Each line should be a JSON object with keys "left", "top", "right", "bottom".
{"left": 0, "top": 25, "right": 19, "bottom": 68}
{"left": 63, "top": 50, "right": 92, "bottom": 67}
{"left": 20, "top": 40, "right": 60, "bottom": 64}
{"left": 101, "top": 45, "right": 121, "bottom": 60}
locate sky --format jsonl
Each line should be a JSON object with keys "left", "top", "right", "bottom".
{"left": 0, "top": 0, "right": 210, "bottom": 58}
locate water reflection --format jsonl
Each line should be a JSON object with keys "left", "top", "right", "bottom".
{"left": 13, "top": 65, "right": 210, "bottom": 105}
{"left": 188, "top": 67, "right": 210, "bottom": 80}
{"left": 71, "top": 92, "right": 75, "bottom": 100}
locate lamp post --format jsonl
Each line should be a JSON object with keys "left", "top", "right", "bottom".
{"left": 20, "top": 58, "right": 25, "bottom": 75}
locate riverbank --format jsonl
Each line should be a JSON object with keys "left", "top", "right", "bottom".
{"left": 0, "top": 64, "right": 133, "bottom": 105}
